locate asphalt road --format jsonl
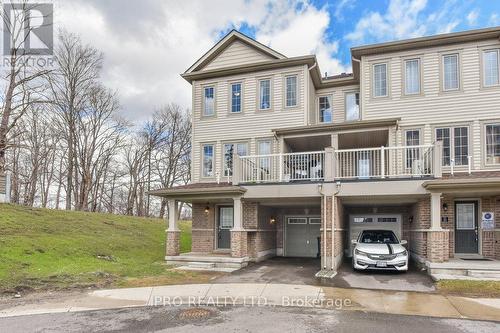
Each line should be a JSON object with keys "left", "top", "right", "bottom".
{"left": 1, "top": 306, "right": 499, "bottom": 333}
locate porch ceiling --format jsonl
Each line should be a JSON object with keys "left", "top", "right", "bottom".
{"left": 338, "top": 129, "right": 388, "bottom": 149}
{"left": 285, "top": 135, "right": 331, "bottom": 152}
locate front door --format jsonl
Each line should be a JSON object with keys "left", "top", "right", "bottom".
{"left": 217, "top": 206, "right": 233, "bottom": 249}
{"left": 285, "top": 216, "right": 321, "bottom": 257}
{"left": 455, "top": 201, "right": 479, "bottom": 254}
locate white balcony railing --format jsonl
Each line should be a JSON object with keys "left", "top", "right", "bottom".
{"left": 233, "top": 144, "right": 439, "bottom": 184}
{"left": 334, "top": 145, "right": 434, "bottom": 179}
{"left": 237, "top": 151, "right": 325, "bottom": 183}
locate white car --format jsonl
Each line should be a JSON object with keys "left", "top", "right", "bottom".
{"left": 352, "top": 230, "right": 408, "bottom": 271}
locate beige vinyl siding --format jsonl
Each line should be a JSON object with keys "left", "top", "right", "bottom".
{"left": 315, "top": 85, "right": 360, "bottom": 124}
{"left": 203, "top": 40, "right": 274, "bottom": 71}
{"left": 192, "top": 65, "right": 306, "bottom": 182}
{"left": 361, "top": 38, "right": 500, "bottom": 171}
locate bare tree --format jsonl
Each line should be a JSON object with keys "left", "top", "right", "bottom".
{"left": 48, "top": 30, "right": 102, "bottom": 210}
{"left": 0, "top": 2, "right": 52, "bottom": 174}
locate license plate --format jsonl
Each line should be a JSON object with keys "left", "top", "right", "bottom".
{"left": 376, "top": 261, "right": 387, "bottom": 268}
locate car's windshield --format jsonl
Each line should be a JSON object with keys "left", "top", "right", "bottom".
{"left": 359, "top": 230, "right": 398, "bottom": 244}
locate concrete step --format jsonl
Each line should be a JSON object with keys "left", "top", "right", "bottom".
{"left": 467, "top": 269, "right": 500, "bottom": 279}
{"left": 186, "top": 262, "right": 216, "bottom": 269}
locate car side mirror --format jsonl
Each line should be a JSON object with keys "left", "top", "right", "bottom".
{"left": 400, "top": 240, "right": 408, "bottom": 245}
{"left": 351, "top": 239, "right": 357, "bottom": 245}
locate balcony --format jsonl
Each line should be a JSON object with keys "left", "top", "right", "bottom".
{"left": 233, "top": 143, "right": 442, "bottom": 184}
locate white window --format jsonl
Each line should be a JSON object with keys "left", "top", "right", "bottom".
{"left": 345, "top": 92, "right": 360, "bottom": 121}
{"left": 353, "top": 217, "right": 373, "bottom": 223}
{"left": 405, "top": 130, "right": 420, "bottom": 169}
{"left": 230, "top": 83, "right": 242, "bottom": 113}
{"left": 203, "top": 86, "right": 215, "bottom": 116}
{"left": 483, "top": 49, "right": 500, "bottom": 87}
{"left": 373, "top": 63, "right": 388, "bottom": 97}
{"left": 202, "top": 144, "right": 214, "bottom": 177}
{"left": 258, "top": 140, "right": 272, "bottom": 176}
{"left": 308, "top": 217, "right": 321, "bottom": 224}
{"left": 223, "top": 142, "right": 248, "bottom": 176}
{"left": 259, "top": 79, "right": 271, "bottom": 110}
{"left": 443, "top": 54, "right": 459, "bottom": 91}
{"left": 405, "top": 59, "right": 420, "bottom": 95}
{"left": 318, "top": 95, "right": 332, "bottom": 123}
{"left": 219, "top": 207, "right": 234, "bottom": 229}
{"left": 285, "top": 75, "right": 297, "bottom": 107}
{"left": 435, "top": 127, "right": 469, "bottom": 166}
{"left": 486, "top": 124, "right": 500, "bottom": 165}
{"left": 436, "top": 128, "right": 451, "bottom": 166}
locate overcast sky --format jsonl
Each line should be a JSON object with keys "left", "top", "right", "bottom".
{"left": 55, "top": 0, "right": 500, "bottom": 123}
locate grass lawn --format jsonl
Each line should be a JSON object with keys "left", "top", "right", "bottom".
{"left": 0, "top": 204, "right": 219, "bottom": 294}
{"left": 437, "top": 280, "right": 500, "bottom": 298}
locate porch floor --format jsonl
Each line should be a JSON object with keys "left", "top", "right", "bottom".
{"left": 427, "top": 258, "right": 500, "bottom": 281}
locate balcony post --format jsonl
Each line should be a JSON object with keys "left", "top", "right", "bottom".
{"left": 433, "top": 141, "right": 443, "bottom": 178}
{"left": 380, "top": 146, "right": 385, "bottom": 178}
{"left": 232, "top": 152, "right": 241, "bottom": 184}
{"left": 324, "top": 147, "right": 334, "bottom": 181}
{"left": 279, "top": 153, "right": 283, "bottom": 182}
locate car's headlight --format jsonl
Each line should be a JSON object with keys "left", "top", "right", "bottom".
{"left": 396, "top": 250, "right": 408, "bottom": 257}
{"left": 354, "top": 249, "right": 368, "bottom": 256}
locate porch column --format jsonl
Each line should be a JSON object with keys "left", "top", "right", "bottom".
{"left": 166, "top": 199, "right": 180, "bottom": 257}
{"left": 427, "top": 192, "right": 449, "bottom": 263}
{"left": 430, "top": 192, "right": 442, "bottom": 230}
{"left": 324, "top": 147, "right": 335, "bottom": 181}
{"left": 231, "top": 197, "right": 248, "bottom": 257}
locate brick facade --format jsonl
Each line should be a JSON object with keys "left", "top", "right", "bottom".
{"left": 191, "top": 203, "right": 215, "bottom": 252}
{"left": 426, "top": 230, "right": 450, "bottom": 262}
{"left": 231, "top": 231, "right": 248, "bottom": 257}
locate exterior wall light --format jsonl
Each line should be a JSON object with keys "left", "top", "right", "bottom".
{"left": 442, "top": 203, "right": 448, "bottom": 212}
{"left": 270, "top": 217, "right": 276, "bottom": 224}
{"left": 204, "top": 205, "right": 210, "bottom": 214}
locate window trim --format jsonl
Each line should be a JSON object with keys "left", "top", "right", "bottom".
{"left": 403, "top": 57, "right": 422, "bottom": 96}
{"left": 372, "top": 62, "right": 389, "bottom": 98}
{"left": 229, "top": 81, "right": 243, "bottom": 114}
{"left": 344, "top": 90, "right": 361, "bottom": 121}
{"left": 202, "top": 84, "right": 216, "bottom": 118}
{"left": 317, "top": 94, "right": 333, "bottom": 123}
{"left": 441, "top": 52, "right": 461, "bottom": 92}
{"left": 257, "top": 77, "right": 273, "bottom": 111}
{"left": 484, "top": 122, "right": 500, "bottom": 166}
{"left": 433, "top": 125, "right": 471, "bottom": 168}
{"left": 201, "top": 143, "right": 216, "bottom": 179}
{"left": 283, "top": 73, "right": 299, "bottom": 108}
{"left": 481, "top": 48, "right": 500, "bottom": 88}
{"left": 222, "top": 140, "right": 249, "bottom": 177}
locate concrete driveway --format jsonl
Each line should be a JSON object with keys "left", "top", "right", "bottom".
{"left": 328, "top": 261, "right": 436, "bottom": 292}
{"left": 215, "top": 257, "right": 435, "bottom": 292}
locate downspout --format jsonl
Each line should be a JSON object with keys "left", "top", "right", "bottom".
{"left": 331, "top": 186, "right": 340, "bottom": 271}
{"left": 318, "top": 184, "right": 327, "bottom": 269}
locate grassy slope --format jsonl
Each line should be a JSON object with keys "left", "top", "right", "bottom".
{"left": 0, "top": 204, "right": 215, "bottom": 293}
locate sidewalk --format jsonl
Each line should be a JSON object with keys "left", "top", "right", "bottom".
{"left": 1, "top": 283, "right": 499, "bottom": 321}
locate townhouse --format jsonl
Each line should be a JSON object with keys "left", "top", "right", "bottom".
{"left": 152, "top": 27, "right": 500, "bottom": 278}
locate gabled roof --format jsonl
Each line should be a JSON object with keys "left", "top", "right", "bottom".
{"left": 184, "top": 30, "right": 287, "bottom": 74}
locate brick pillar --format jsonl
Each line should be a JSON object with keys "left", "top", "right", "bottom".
{"left": 166, "top": 231, "right": 181, "bottom": 256}
{"left": 427, "top": 230, "right": 449, "bottom": 262}
{"left": 231, "top": 231, "right": 248, "bottom": 258}
{"left": 482, "top": 230, "right": 495, "bottom": 259}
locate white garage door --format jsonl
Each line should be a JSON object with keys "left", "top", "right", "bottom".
{"left": 348, "top": 214, "right": 402, "bottom": 256}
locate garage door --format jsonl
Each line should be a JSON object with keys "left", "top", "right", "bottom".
{"left": 348, "top": 214, "right": 402, "bottom": 256}
{"left": 285, "top": 216, "right": 321, "bottom": 258}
